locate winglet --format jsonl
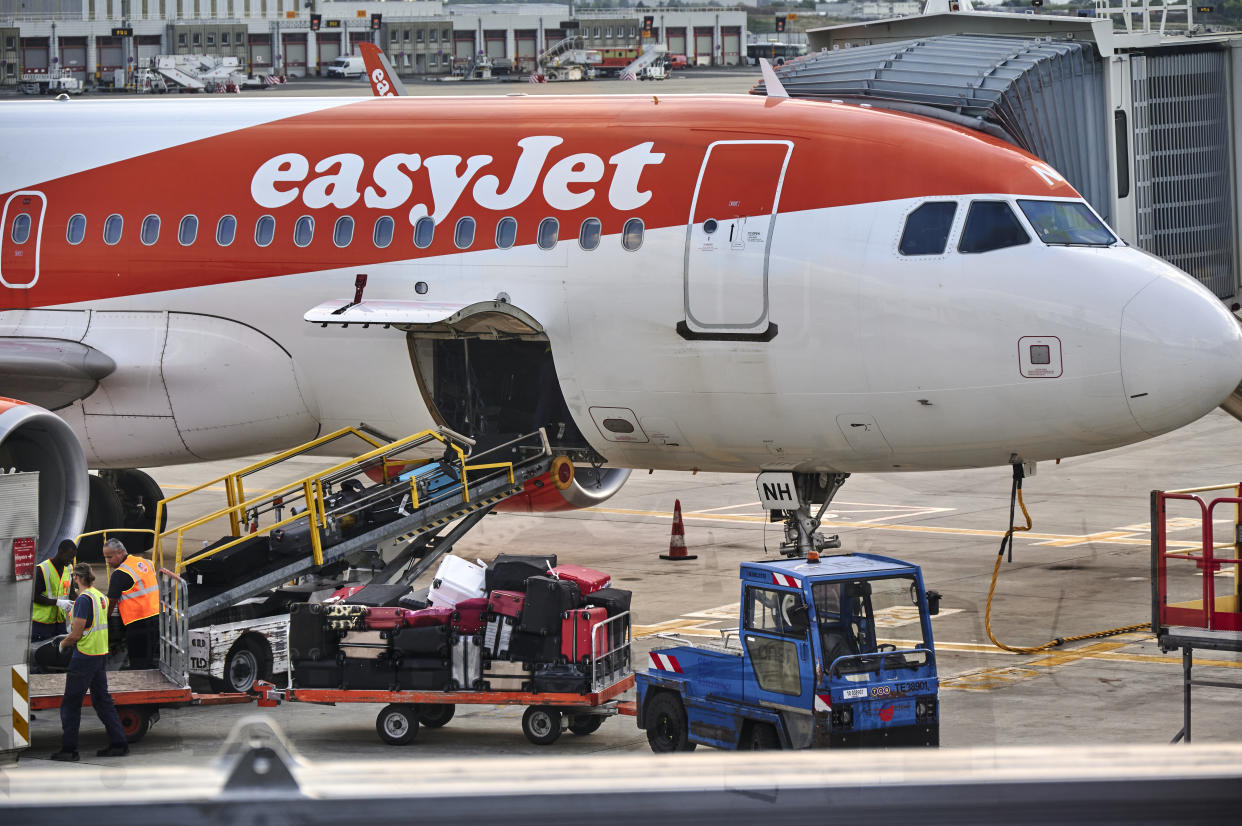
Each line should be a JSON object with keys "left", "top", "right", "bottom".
{"left": 358, "top": 42, "right": 407, "bottom": 97}
{"left": 759, "top": 58, "right": 789, "bottom": 99}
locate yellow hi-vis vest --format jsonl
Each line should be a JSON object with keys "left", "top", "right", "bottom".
{"left": 116, "top": 554, "right": 159, "bottom": 624}
{"left": 32, "top": 559, "right": 72, "bottom": 625}
{"left": 77, "top": 587, "right": 110, "bottom": 656}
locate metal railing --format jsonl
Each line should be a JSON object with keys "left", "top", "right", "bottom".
{"left": 1152, "top": 484, "right": 1242, "bottom": 634}
{"left": 158, "top": 568, "right": 190, "bottom": 688}
{"left": 589, "top": 610, "right": 632, "bottom": 693}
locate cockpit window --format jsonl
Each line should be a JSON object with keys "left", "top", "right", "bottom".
{"left": 1017, "top": 200, "right": 1116, "bottom": 247}
{"left": 899, "top": 201, "right": 956, "bottom": 256}
{"left": 958, "top": 201, "right": 1030, "bottom": 254}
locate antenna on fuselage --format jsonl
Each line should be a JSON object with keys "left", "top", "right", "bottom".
{"left": 759, "top": 58, "right": 789, "bottom": 99}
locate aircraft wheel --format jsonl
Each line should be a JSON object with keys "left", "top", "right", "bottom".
{"left": 376, "top": 704, "right": 419, "bottom": 746}
{"left": 80, "top": 475, "right": 125, "bottom": 561}
{"left": 104, "top": 468, "right": 166, "bottom": 552}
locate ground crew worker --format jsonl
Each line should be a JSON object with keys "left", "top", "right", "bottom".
{"left": 102, "top": 538, "right": 159, "bottom": 670}
{"left": 31, "top": 539, "right": 77, "bottom": 642}
{"left": 50, "top": 563, "right": 128, "bottom": 761}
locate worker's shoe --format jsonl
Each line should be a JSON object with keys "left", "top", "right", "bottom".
{"left": 95, "top": 745, "right": 129, "bottom": 757}
{"left": 49, "top": 750, "right": 79, "bottom": 762}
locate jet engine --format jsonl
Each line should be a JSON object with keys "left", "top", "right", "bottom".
{"left": 495, "top": 464, "right": 631, "bottom": 513}
{"left": 0, "top": 398, "right": 89, "bottom": 562}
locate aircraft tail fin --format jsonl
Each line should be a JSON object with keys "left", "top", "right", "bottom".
{"left": 359, "top": 42, "right": 407, "bottom": 97}
{"left": 759, "top": 58, "right": 789, "bottom": 99}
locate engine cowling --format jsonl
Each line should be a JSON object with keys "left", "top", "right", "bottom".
{"left": 496, "top": 464, "right": 631, "bottom": 513}
{"left": 0, "top": 397, "right": 89, "bottom": 561}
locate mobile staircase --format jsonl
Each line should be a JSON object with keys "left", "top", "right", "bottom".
{"left": 152, "top": 427, "right": 560, "bottom": 623}
{"left": 535, "top": 36, "right": 598, "bottom": 81}
{"left": 619, "top": 44, "right": 667, "bottom": 81}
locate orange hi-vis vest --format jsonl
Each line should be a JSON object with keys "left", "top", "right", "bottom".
{"left": 116, "top": 554, "right": 159, "bottom": 624}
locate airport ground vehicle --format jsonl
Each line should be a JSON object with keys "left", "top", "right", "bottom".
{"left": 636, "top": 553, "right": 940, "bottom": 751}
{"left": 19, "top": 74, "right": 84, "bottom": 94}
{"left": 325, "top": 55, "right": 365, "bottom": 78}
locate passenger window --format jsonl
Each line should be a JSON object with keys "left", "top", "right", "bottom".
{"left": 578, "top": 218, "right": 601, "bottom": 251}
{"left": 140, "top": 215, "right": 160, "bottom": 246}
{"left": 621, "top": 218, "right": 644, "bottom": 251}
{"left": 66, "top": 213, "right": 86, "bottom": 245}
{"left": 103, "top": 214, "right": 123, "bottom": 246}
{"left": 958, "top": 201, "right": 1029, "bottom": 254}
{"left": 495, "top": 216, "right": 517, "bottom": 249}
{"left": 899, "top": 201, "right": 956, "bottom": 256}
{"left": 254, "top": 215, "right": 275, "bottom": 247}
{"left": 294, "top": 215, "right": 314, "bottom": 248}
{"left": 10, "top": 213, "right": 30, "bottom": 244}
{"left": 414, "top": 216, "right": 435, "bottom": 249}
{"left": 178, "top": 215, "right": 198, "bottom": 246}
{"left": 454, "top": 216, "right": 475, "bottom": 249}
{"left": 333, "top": 216, "right": 354, "bottom": 248}
{"left": 537, "top": 217, "right": 559, "bottom": 250}
{"left": 217, "top": 215, "right": 237, "bottom": 247}
{"left": 373, "top": 216, "right": 394, "bottom": 248}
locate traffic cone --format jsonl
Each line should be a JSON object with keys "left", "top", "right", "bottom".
{"left": 660, "top": 499, "right": 697, "bottom": 561}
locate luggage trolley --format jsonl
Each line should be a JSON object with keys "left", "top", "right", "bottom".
{"left": 261, "top": 612, "right": 635, "bottom": 746}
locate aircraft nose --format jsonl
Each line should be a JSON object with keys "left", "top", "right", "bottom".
{"left": 1121, "top": 273, "right": 1242, "bottom": 436}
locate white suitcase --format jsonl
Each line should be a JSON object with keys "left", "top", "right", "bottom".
{"left": 451, "top": 634, "right": 483, "bottom": 691}
{"left": 428, "top": 555, "right": 487, "bottom": 609}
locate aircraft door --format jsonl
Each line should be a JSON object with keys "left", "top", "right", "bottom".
{"left": 682, "top": 141, "right": 791, "bottom": 339}
{"left": 1, "top": 191, "right": 46, "bottom": 289}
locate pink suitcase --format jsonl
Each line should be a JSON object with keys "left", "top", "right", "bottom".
{"left": 487, "top": 590, "right": 525, "bottom": 619}
{"left": 405, "top": 607, "right": 454, "bottom": 628}
{"left": 560, "top": 606, "right": 608, "bottom": 664}
{"left": 451, "top": 597, "right": 488, "bottom": 634}
{"left": 364, "top": 606, "right": 415, "bottom": 630}
{"left": 549, "top": 564, "right": 611, "bottom": 596}
{"left": 325, "top": 584, "right": 365, "bottom": 604}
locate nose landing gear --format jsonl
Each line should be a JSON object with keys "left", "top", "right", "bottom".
{"left": 757, "top": 471, "right": 850, "bottom": 557}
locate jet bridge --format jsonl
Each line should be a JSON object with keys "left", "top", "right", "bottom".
{"left": 149, "top": 426, "right": 561, "bottom": 623}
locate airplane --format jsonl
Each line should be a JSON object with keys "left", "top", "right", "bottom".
{"left": 3, "top": 80, "right": 1241, "bottom": 560}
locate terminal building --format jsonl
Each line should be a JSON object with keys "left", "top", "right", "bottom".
{"left": 0, "top": 1, "right": 747, "bottom": 86}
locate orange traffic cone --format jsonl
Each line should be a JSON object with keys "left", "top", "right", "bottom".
{"left": 660, "top": 499, "right": 698, "bottom": 561}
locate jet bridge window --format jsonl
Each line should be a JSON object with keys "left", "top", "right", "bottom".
{"left": 66, "top": 214, "right": 86, "bottom": 245}
{"left": 899, "top": 201, "right": 956, "bottom": 256}
{"left": 103, "top": 214, "right": 123, "bottom": 246}
{"left": 334, "top": 216, "right": 354, "bottom": 248}
{"left": 579, "top": 218, "right": 601, "bottom": 250}
{"left": 294, "top": 216, "right": 315, "bottom": 248}
{"left": 454, "top": 216, "right": 475, "bottom": 249}
{"left": 10, "top": 213, "right": 30, "bottom": 244}
{"left": 537, "top": 217, "right": 559, "bottom": 250}
{"left": 254, "top": 215, "right": 275, "bottom": 247}
{"left": 178, "top": 215, "right": 198, "bottom": 246}
{"left": 414, "top": 216, "right": 435, "bottom": 249}
{"left": 958, "top": 201, "right": 1029, "bottom": 254}
{"left": 217, "top": 215, "right": 236, "bottom": 247}
{"left": 373, "top": 216, "right": 394, "bottom": 248}
{"left": 622, "top": 218, "right": 644, "bottom": 251}
{"left": 495, "top": 216, "right": 517, "bottom": 249}
{"left": 1017, "top": 200, "right": 1116, "bottom": 247}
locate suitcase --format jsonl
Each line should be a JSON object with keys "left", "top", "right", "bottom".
{"left": 399, "top": 588, "right": 430, "bottom": 611}
{"left": 561, "top": 607, "right": 609, "bottom": 665}
{"left": 269, "top": 520, "right": 332, "bottom": 557}
{"left": 293, "top": 659, "right": 343, "bottom": 689}
{"left": 325, "top": 584, "right": 366, "bottom": 604}
{"left": 339, "top": 630, "right": 390, "bottom": 660}
{"left": 185, "top": 535, "right": 271, "bottom": 586}
{"left": 405, "top": 607, "right": 454, "bottom": 628}
{"left": 549, "top": 564, "right": 611, "bottom": 597}
{"left": 34, "top": 636, "right": 72, "bottom": 670}
{"left": 363, "top": 607, "right": 416, "bottom": 631}
{"left": 519, "top": 576, "right": 580, "bottom": 636}
{"left": 450, "top": 633, "right": 484, "bottom": 691}
{"left": 482, "top": 615, "right": 515, "bottom": 659}
{"left": 394, "top": 663, "right": 453, "bottom": 691}
{"left": 451, "top": 597, "right": 488, "bottom": 634}
{"left": 428, "top": 556, "right": 487, "bottom": 609}
{"left": 481, "top": 659, "right": 532, "bottom": 692}
{"left": 392, "top": 625, "right": 451, "bottom": 657}
{"left": 486, "top": 590, "right": 525, "bottom": 619}
{"left": 507, "top": 629, "right": 561, "bottom": 664}
{"left": 532, "top": 662, "right": 588, "bottom": 694}
{"left": 341, "top": 658, "right": 395, "bottom": 691}
{"left": 583, "top": 587, "right": 631, "bottom": 617}
{"left": 324, "top": 603, "right": 369, "bottom": 631}
{"left": 343, "top": 583, "right": 413, "bottom": 608}
{"left": 484, "top": 554, "right": 557, "bottom": 592}
{"left": 289, "top": 602, "right": 338, "bottom": 661}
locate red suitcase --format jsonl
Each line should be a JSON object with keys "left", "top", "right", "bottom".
{"left": 451, "top": 597, "right": 488, "bottom": 634}
{"left": 405, "top": 607, "right": 454, "bottom": 628}
{"left": 550, "top": 564, "right": 611, "bottom": 596}
{"left": 363, "top": 606, "right": 415, "bottom": 630}
{"left": 487, "top": 590, "right": 525, "bottom": 619}
{"left": 560, "top": 606, "right": 608, "bottom": 665}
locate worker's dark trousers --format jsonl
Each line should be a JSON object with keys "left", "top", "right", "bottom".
{"left": 124, "top": 616, "right": 159, "bottom": 670}
{"left": 60, "top": 652, "right": 127, "bottom": 753}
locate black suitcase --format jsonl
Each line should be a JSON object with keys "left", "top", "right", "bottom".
{"left": 342, "top": 582, "right": 412, "bottom": 608}
{"left": 394, "top": 664, "right": 453, "bottom": 691}
{"left": 341, "top": 657, "right": 395, "bottom": 690}
{"left": 583, "top": 587, "right": 631, "bottom": 617}
{"left": 269, "top": 522, "right": 318, "bottom": 557}
{"left": 507, "top": 629, "right": 561, "bottom": 663}
{"left": 34, "top": 636, "right": 72, "bottom": 670}
{"left": 398, "top": 586, "right": 430, "bottom": 611}
{"left": 532, "top": 663, "right": 588, "bottom": 694}
{"left": 484, "top": 554, "right": 559, "bottom": 592}
{"left": 519, "top": 576, "right": 580, "bottom": 636}
{"left": 185, "top": 535, "right": 271, "bottom": 586}
{"left": 391, "top": 625, "right": 451, "bottom": 657}
{"left": 289, "top": 602, "right": 339, "bottom": 661}
{"left": 293, "top": 659, "right": 342, "bottom": 688}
